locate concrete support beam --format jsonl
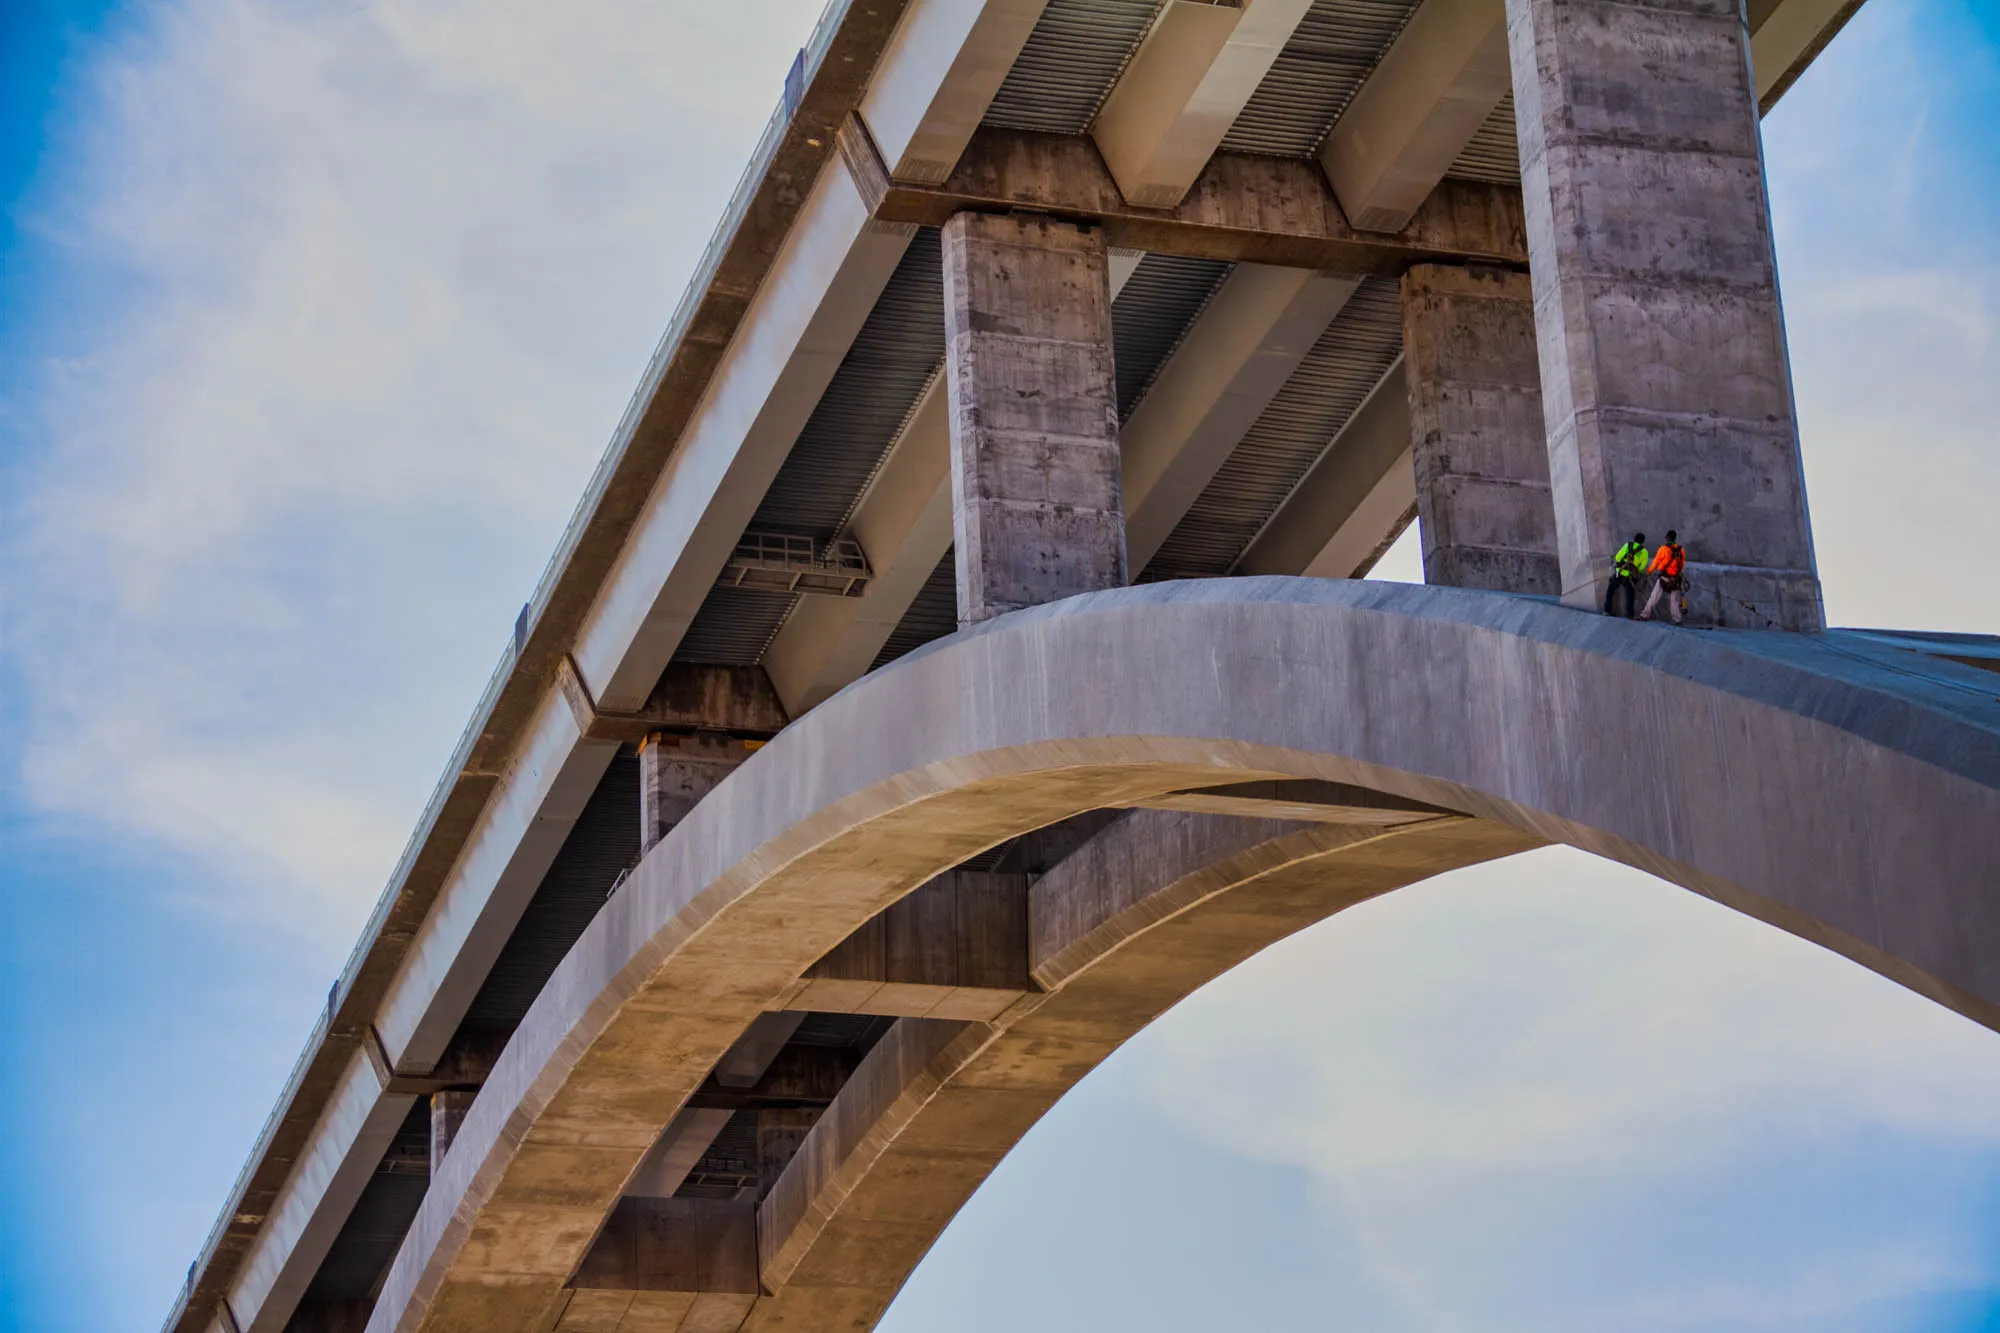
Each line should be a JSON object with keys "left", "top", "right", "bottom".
{"left": 1123, "top": 265, "right": 1360, "bottom": 569}
{"left": 1507, "top": 0, "right": 1823, "bottom": 627}
{"left": 640, "top": 734, "right": 751, "bottom": 855}
{"left": 777, "top": 870, "right": 1033, "bottom": 1021}
{"left": 941, "top": 212, "right": 1125, "bottom": 625}
{"left": 1323, "top": 0, "right": 1513, "bottom": 232}
{"left": 757, "top": 1018, "right": 982, "bottom": 1293}
{"left": 861, "top": 0, "right": 1051, "bottom": 184}
{"left": 1094, "top": 0, "right": 1317, "bottom": 209}
{"left": 624, "top": 1108, "right": 736, "bottom": 1199}
{"left": 762, "top": 255, "right": 1143, "bottom": 717}
{"left": 224, "top": 1050, "right": 414, "bottom": 1333}
{"left": 570, "top": 158, "right": 917, "bottom": 712}
{"left": 571, "top": 1197, "right": 760, "bottom": 1294}
{"left": 842, "top": 118, "right": 1531, "bottom": 275}
{"left": 1750, "top": 0, "right": 1866, "bottom": 109}
{"left": 763, "top": 383, "right": 954, "bottom": 716}
{"left": 1401, "top": 264, "right": 1558, "bottom": 594}
{"left": 1237, "top": 362, "right": 1416, "bottom": 579}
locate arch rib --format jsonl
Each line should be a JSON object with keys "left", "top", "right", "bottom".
{"left": 368, "top": 578, "right": 2000, "bottom": 1333}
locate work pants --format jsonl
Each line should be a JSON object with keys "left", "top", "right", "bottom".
{"left": 1640, "top": 574, "right": 1684, "bottom": 624}
{"left": 1604, "top": 575, "right": 1637, "bottom": 618}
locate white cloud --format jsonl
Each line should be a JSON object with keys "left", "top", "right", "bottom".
{"left": 1137, "top": 849, "right": 2000, "bottom": 1330}
{"left": 1146, "top": 851, "right": 2000, "bottom": 1179}
{"left": 0, "top": 0, "right": 825, "bottom": 936}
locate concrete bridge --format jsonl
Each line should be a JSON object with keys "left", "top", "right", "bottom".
{"left": 167, "top": 0, "right": 2000, "bottom": 1330}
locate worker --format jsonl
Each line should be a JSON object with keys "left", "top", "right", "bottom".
{"left": 1639, "top": 529, "right": 1687, "bottom": 624}
{"left": 1604, "top": 532, "right": 1647, "bottom": 618}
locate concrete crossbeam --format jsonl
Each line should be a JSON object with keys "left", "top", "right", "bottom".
{"left": 775, "top": 870, "right": 1033, "bottom": 1020}
{"left": 942, "top": 212, "right": 1125, "bottom": 625}
{"left": 571, "top": 1197, "right": 760, "bottom": 1293}
{"left": 1322, "top": 0, "right": 1513, "bottom": 233}
{"left": 1235, "top": 361, "right": 1417, "bottom": 580}
{"left": 1093, "top": 0, "right": 1317, "bottom": 209}
{"left": 861, "top": 0, "right": 1051, "bottom": 184}
{"left": 1123, "top": 264, "right": 1360, "bottom": 569}
{"left": 561, "top": 662, "right": 789, "bottom": 745}
{"left": 841, "top": 118, "right": 1531, "bottom": 274}
{"left": 1401, "top": 263, "right": 1558, "bottom": 595}
{"left": 1507, "top": 0, "right": 1823, "bottom": 627}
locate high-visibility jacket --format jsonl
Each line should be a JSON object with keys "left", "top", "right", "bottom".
{"left": 1649, "top": 543, "right": 1686, "bottom": 578}
{"left": 1612, "top": 541, "right": 1648, "bottom": 578}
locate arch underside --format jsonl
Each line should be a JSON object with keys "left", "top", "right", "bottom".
{"left": 367, "top": 579, "right": 2000, "bottom": 1333}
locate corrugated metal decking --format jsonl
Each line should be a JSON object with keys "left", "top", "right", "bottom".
{"left": 984, "top": 0, "right": 1165, "bottom": 134}
{"left": 676, "top": 231, "right": 947, "bottom": 666}
{"left": 1447, "top": 93, "right": 1521, "bottom": 183}
{"left": 1112, "top": 254, "right": 1232, "bottom": 417}
{"left": 1144, "top": 276, "right": 1405, "bottom": 580}
{"left": 1219, "top": 0, "right": 1425, "bottom": 157}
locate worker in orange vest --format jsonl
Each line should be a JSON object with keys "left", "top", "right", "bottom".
{"left": 1639, "top": 530, "right": 1687, "bottom": 624}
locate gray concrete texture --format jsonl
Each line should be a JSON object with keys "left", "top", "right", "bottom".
{"left": 1401, "top": 263, "right": 1560, "bottom": 595}
{"left": 941, "top": 211, "right": 1126, "bottom": 625}
{"left": 639, "top": 735, "right": 748, "bottom": 854}
{"left": 1506, "top": 0, "right": 1823, "bottom": 628}
{"left": 365, "top": 579, "right": 2000, "bottom": 1333}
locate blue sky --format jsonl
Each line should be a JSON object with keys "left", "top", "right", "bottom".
{"left": 1, "top": 2, "right": 1997, "bottom": 1331}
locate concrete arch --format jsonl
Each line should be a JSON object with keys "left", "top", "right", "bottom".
{"left": 369, "top": 578, "right": 2000, "bottom": 1333}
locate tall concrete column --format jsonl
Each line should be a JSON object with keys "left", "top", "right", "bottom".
{"left": 940, "top": 212, "right": 1125, "bottom": 626}
{"left": 1506, "top": 0, "right": 1823, "bottom": 628}
{"left": 640, "top": 734, "right": 746, "bottom": 855}
{"left": 1401, "top": 264, "right": 1559, "bottom": 595}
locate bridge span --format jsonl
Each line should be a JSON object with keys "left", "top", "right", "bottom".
{"left": 165, "top": 0, "right": 2000, "bottom": 1330}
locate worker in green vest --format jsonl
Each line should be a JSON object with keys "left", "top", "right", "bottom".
{"left": 1604, "top": 532, "right": 1648, "bottom": 618}
{"left": 1639, "top": 530, "right": 1688, "bottom": 624}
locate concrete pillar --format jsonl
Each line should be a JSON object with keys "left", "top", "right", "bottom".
{"left": 1506, "top": 0, "right": 1823, "bottom": 628}
{"left": 1401, "top": 264, "right": 1559, "bottom": 595}
{"left": 429, "top": 1090, "right": 476, "bottom": 1173}
{"left": 940, "top": 212, "right": 1125, "bottom": 626}
{"left": 640, "top": 734, "right": 747, "bottom": 854}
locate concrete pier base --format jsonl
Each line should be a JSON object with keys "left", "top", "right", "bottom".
{"left": 940, "top": 212, "right": 1125, "bottom": 626}
{"left": 1401, "top": 264, "right": 1558, "bottom": 595}
{"left": 1506, "top": 0, "right": 1823, "bottom": 627}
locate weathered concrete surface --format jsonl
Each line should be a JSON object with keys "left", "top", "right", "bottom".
{"left": 779, "top": 870, "right": 1032, "bottom": 1021}
{"left": 366, "top": 579, "right": 2000, "bottom": 1333}
{"left": 843, "top": 118, "right": 1532, "bottom": 275}
{"left": 640, "top": 735, "right": 750, "bottom": 855}
{"left": 1507, "top": 0, "right": 1823, "bottom": 627}
{"left": 1322, "top": 0, "right": 1513, "bottom": 232}
{"left": 1401, "top": 264, "right": 1559, "bottom": 595}
{"left": 1093, "top": 0, "right": 1316, "bottom": 209}
{"left": 941, "top": 212, "right": 1124, "bottom": 624}
{"left": 736, "top": 811, "right": 1526, "bottom": 1329}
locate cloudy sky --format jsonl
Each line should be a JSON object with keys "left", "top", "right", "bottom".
{"left": 0, "top": 1, "right": 1996, "bottom": 1330}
